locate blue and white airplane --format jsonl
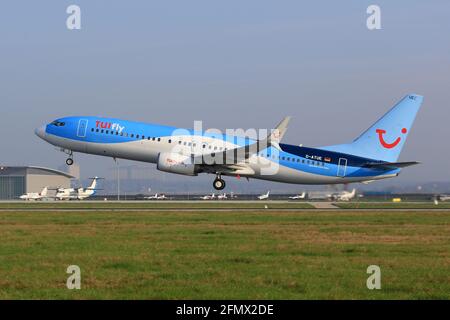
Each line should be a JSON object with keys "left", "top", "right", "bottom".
{"left": 35, "top": 94, "right": 423, "bottom": 190}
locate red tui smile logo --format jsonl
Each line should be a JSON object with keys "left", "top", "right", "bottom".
{"left": 376, "top": 128, "right": 407, "bottom": 149}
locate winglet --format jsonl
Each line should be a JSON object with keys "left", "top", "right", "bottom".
{"left": 269, "top": 116, "right": 291, "bottom": 150}
{"left": 195, "top": 116, "right": 291, "bottom": 164}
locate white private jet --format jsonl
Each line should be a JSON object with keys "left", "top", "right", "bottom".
{"left": 199, "top": 193, "right": 216, "bottom": 200}
{"left": 53, "top": 187, "right": 75, "bottom": 200}
{"left": 289, "top": 192, "right": 306, "bottom": 200}
{"left": 335, "top": 189, "right": 356, "bottom": 201}
{"left": 437, "top": 195, "right": 450, "bottom": 201}
{"left": 20, "top": 187, "right": 49, "bottom": 201}
{"left": 217, "top": 193, "right": 228, "bottom": 200}
{"left": 145, "top": 193, "right": 167, "bottom": 200}
{"left": 55, "top": 177, "right": 101, "bottom": 200}
{"left": 75, "top": 177, "right": 102, "bottom": 200}
{"left": 258, "top": 191, "right": 270, "bottom": 200}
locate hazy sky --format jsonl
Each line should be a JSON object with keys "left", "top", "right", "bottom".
{"left": 1, "top": 1, "right": 449, "bottom": 187}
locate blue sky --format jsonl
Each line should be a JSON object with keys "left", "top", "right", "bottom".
{"left": 0, "top": 1, "right": 449, "bottom": 188}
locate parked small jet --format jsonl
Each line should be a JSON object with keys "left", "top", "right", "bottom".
{"left": 145, "top": 193, "right": 158, "bottom": 200}
{"left": 437, "top": 195, "right": 450, "bottom": 201}
{"left": 258, "top": 191, "right": 270, "bottom": 200}
{"left": 55, "top": 177, "right": 101, "bottom": 200}
{"left": 35, "top": 94, "right": 423, "bottom": 190}
{"left": 289, "top": 192, "right": 306, "bottom": 200}
{"left": 334, "top": 188, "right": 356, "bottom": 201}
{"left": 199, "top": 193, "right": 216, "bottom": 200}
{"left": 145, "top": 193, "right": 167, "bottom": 200}
{"left": 217, "top": 193, "right": 228, "bottom": 200}
{"left": 54, "top": 187, "right": 74, "bottom": 200}
{"left": 20, "top": 187, "right": 49, "bottom": 201}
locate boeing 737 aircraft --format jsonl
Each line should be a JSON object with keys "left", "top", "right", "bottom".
{"left": 35, "top": 94, "right": 423, "bottom": 190}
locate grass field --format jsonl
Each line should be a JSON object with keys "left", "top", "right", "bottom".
{"left": 0, "top": 208, "right": 449, "bottom": 299}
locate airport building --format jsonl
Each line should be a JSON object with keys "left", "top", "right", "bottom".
{"left": 0, "top": 166, "right": 74, "bottom": 200}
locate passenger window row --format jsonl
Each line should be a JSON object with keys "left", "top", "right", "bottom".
{"left": 258, "top": 153, "right": 326, "bottom": 167}
{"left": 90, "top": 128, "right": 232, "bottom": 152}
{"left": 89, "top": 127, "right": 324, "bottom": 165}
{"left": 90, "top": 128, "right": 170, "bottom": 143}
{"left": 177, "top": 141, "right": 228, "bottom": 152}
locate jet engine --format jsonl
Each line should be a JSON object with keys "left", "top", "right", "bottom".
{"left": 157, "top": 152, "right": 198, "bottom": 176}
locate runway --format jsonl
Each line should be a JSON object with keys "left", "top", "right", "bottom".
{"left": 0, "top": 200, "right": 449, "bottom": 212}
{"left": 0, "top": 206, "right": 449, "bottom": 212}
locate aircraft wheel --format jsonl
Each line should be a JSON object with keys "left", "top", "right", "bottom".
{"left": 66, "top": 158, "right": 74, "bottom": 166}
{"left": 213, "top": 178, "right": 226, "bottom": 190}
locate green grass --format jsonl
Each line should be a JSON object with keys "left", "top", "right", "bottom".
{"left": 0, "top": 209, "right": 449, "bottom": 299}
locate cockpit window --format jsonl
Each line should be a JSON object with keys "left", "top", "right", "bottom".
{"left": 51, "top": 121, "right": 66, "bottom": 127}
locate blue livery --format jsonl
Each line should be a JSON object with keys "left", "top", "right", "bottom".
{"left": 35, "top": 94, "right": 423, "bottom": 190}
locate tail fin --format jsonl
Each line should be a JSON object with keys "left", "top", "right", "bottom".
{"left": 87, "top": 177, "right": 99, "bottom": 190}
{"left": 322, "top": 94, "right": 423, "bottom": 162}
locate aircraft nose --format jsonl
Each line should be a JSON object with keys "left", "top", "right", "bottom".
{"left": 35, "top": 126, "right": 46, "bottom": 139}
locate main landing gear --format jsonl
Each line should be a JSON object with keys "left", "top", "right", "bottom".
{"left": 213, "top": 174, "right": 226, "bottom": 190}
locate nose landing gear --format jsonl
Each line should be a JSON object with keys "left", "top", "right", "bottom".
{"left": 213, "top": 174, "right": 226, "bottom": 190}
{"left": 63, "top": 149, "right": 74, "bottom": 166}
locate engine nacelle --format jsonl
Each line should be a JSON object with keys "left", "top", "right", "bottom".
{"left": 157, "top": 152, "right": 198, "bottom": 176}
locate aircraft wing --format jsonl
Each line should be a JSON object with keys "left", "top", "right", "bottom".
{"left": 363, "top": 161, "right": 420, "bottom": 169}
{"left": 192, "top": 116, "right": 291, "bottom": 170}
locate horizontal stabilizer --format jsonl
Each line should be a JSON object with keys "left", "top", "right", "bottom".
{"left": 363, "top": 161, "right": 420, "bottom": 169}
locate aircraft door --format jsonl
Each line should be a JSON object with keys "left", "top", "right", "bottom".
{"left": 337, "top": 158, "right": 347, "bottom": 177}
{"left": 77, "top": 119, "right": 88, "bottom": 138}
